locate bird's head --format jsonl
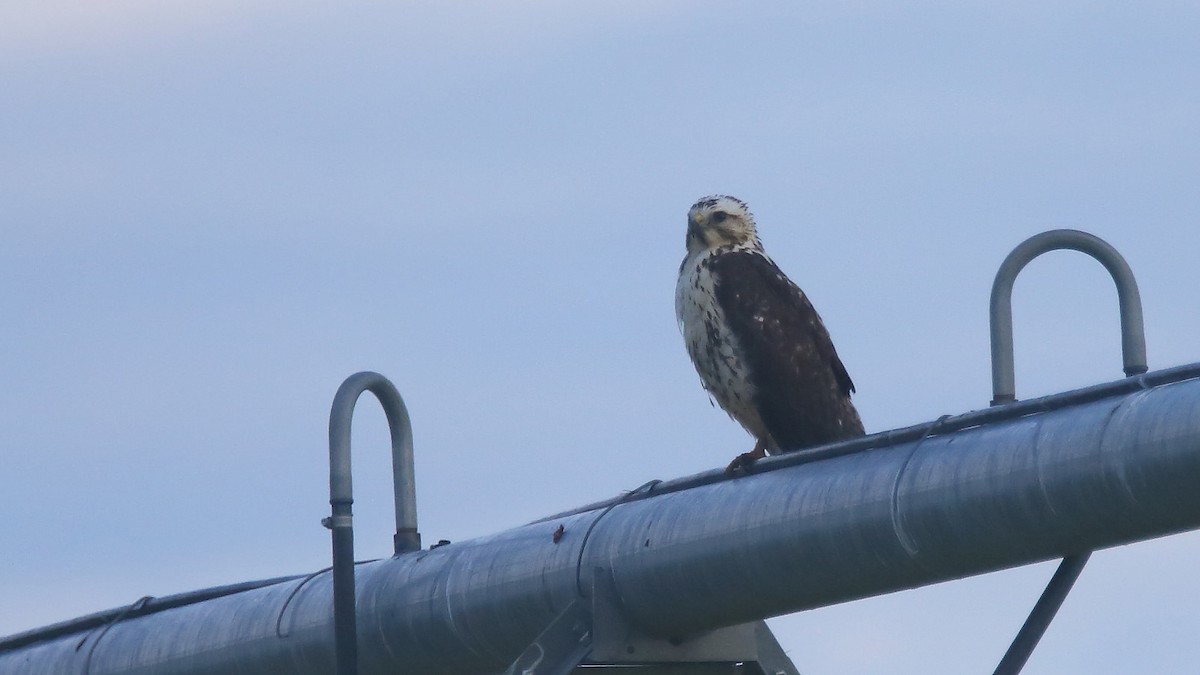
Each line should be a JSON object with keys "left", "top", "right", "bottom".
{"left": 685, "top": 195, "right": 762, "bottom": 255}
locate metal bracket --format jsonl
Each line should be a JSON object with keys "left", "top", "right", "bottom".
{"left": 502, "top": 602, "right": 593, "bottom": 675}
{"left": 502, "top": 569, "right": 801, "bottom": 674}
{"left": 751, "top": 621, "right": 805, "bottom": 675}
{"left": 987, "top": 230, "right": 1147, "bottom": 675}
{"left": 590, "top": 570, "right": 758, "bottom": 664}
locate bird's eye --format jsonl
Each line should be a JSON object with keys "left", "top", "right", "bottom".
{"left": 711, "top": 211, "right": 729, "bottom": 224}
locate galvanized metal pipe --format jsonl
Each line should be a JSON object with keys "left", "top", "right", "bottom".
{"left": 989, "top": 229, "right": 1147, "bottom": 405}
{"left": 987, "top": 228, "right": 1147, "bottom": 673}
{"left": 328, "top": 371, "right": 420, "bottom": 555}
{"left": 992, "top": 552, "right": 1091, "bottom": 675}
{"left": 5, "top": 369, "right": 1200, "bottom": 675}
{"left": 326, "top": 372, "right": 420, "bottom": 675}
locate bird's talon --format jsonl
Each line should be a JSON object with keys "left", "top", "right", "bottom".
{"left": 724, "top": 452, "right": 758, "bottom": 475}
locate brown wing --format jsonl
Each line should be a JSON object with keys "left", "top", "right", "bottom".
{"left": 710, "top": 251, "right": 864, "bottom": 451}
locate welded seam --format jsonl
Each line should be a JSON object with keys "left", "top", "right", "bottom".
{"left": 574, "top": 480, "right": 661, "bottom": 598}
{"left": 1031, "top": 386, "right": 1144, "bottom": 518}
{"left": 276, "top": 567, "right": 332, "bottom": 638}
{"left": 1103, "top": 388, "right": 1150, "bottom": 508}
{"left": 442, "top": 550, "right": 473, "bottom": 662}
{"left": 76, "top": 596, "right": 152, "bottom": 674}
{"left": 1029, "top": 416, "right": 1051, "bottom": 516}
{"left": 890, "top": 415, "right": 952, "bottom": 557}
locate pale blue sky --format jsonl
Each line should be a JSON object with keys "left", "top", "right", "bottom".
{"left": 3, "top": 2, "right": 1200, "bottom": 672}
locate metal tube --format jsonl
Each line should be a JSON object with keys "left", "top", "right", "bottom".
{"left": 5, "top": 369, "right": 1200, "bottom": 675}
{"left": 989, "top": 229, "right": 1147, "bottom": 405}
{"left": 326, "top": 372, "right": 421, "bottom": 675}
{"left": 992, "top": 552, "right": 1091, "bottom": 675}
{"left": 330, "top": 510, "right": 357, "bottom": 675}
{"left": 988, "top": 229, "right": 1147, "bottom": 673}
{"left": 328, "top": 371, "right": 420, "bottom": 555}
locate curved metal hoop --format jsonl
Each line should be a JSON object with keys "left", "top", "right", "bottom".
{"left": 326, "top": 371, "right": 419, "bottom": 675}
{"left": 989, "top": 229, "right": 1147, "bottom": 405}
{"left": 327, "top": 371, "right": 419, "bottom": 553}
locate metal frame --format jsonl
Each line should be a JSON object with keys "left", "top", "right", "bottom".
{"left": 5, "top": 231, "right": 1194, "bottom": 675}
{"left": 325, "top": 371, "right": 421, "bottom": 675}
{"left": 988, "top": 229, "right": 1147, "bottom": 674}
{"left": 7, "top": 362, "right": 1200, "bottom": 673}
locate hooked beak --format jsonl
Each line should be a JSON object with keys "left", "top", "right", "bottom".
{"left": 687, "top": 214, "right": 704, "bottom": 242}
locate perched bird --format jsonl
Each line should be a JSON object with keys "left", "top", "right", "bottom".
{"left": 675, "top": 195, "right": 865, "bottom": 473}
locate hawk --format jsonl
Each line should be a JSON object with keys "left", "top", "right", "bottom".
{"left": 674, "top": 195, "right": 865, "bottom": 473}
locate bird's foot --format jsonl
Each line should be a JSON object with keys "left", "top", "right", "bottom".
{"left": 724, "top": 440, "right": 768, "bottom": 476}
{"left": 724, "top": 452, "right": 759, "bottom": 475}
